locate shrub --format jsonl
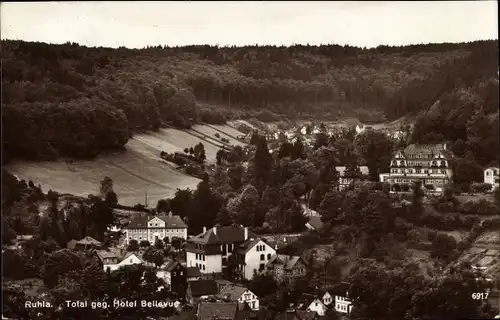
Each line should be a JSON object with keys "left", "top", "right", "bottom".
{"left": 470, "top": 182, "right": 492, "bottom": 194}
{"left": 401, "top": 184, "right": 410, "bottom": 192}
{"left": 393, "top": 183, "right": 401, "bottom": 192}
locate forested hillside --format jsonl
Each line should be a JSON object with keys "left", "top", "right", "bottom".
{"left": 2, "top": 40, "right": 498, "bottom": 161}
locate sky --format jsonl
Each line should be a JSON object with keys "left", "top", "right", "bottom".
{"left": 1, "top": 1, "right": 498, "bottom": 49}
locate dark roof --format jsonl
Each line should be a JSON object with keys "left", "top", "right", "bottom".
{"left": 77, "top": 236, "right": 102, "bottom": 245}
{"left": 189, "top": 226, "right": 257, "bottom": 245}
{"left": 267, "top": 255, "right": 304, "bottom": 270}
{"left": 186, "top": 266, "right": 202, "bottom": 278}
{"left": 197, "top": 301, "right": 238, "bottom": 320}
{"left": 331, "top": 282, "right": 351, "bottom": 297}
{"left": 165, "top": 260, "right": 184, "bottom": 272}
{"left": 126, "top": 213, "right": 187, "bottom": 229}
{"left": 189, "top": 279, "right": 219, "bottom": 297}
{"left": 306, "top": 217, "right": 323, "bottom": 230}
{"left": 235, "top": 238, "right": 263, "bottom": 254}
{"left": 217, "top": 284, "right": 249, "bottom": 301}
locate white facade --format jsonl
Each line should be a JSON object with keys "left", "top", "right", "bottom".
{"left": 186, "top": 251, "right": 222, "bottom": 274}
{"left": 334, "top": 295, "right": 353, "bottom": 314}
{"left": 103, "top": 253, "right": 142, "bottom": 272}
{"left": 125, "top": 216, "right": 187, "bottom": 245}
{"left": 306, "top": 299, "right": 328, "bottom": 316}
{"left": 241, "top": 240, "right": 276, "bottom": 280}
{"left": 322, "top": 292, "right": 333, "bottom": 306}
{"left": 237, "top": 289, "right": 260, "bottom": 311}
{"left": 484, "top": 167, "right": 499, "bottom": 190}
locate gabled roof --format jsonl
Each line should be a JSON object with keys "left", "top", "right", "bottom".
{"left": 197, "top": 301, "right": 238, "bottom": 320}
{"left": 217, "top": 284, "right": 250, "bottom": 301}
{"left": 403, "top": 143, "right": 446, "bottom": 155}
{"left": 189, "top": 279, "right": 219, "bottom": 297}
{"left": 126, "top": 213, "right": 187, "bottom": 229}
{"left": 235, "top": 237, "right": 263, "bottom": 254}
{"left": 77, "top": 236, "right": 102, "bottom": 245}
{"left": 267, "top": 255, "right": 304, "bottom": 270}
{"left": 331, "top": 282, "right": 351, "bottom": 297}
{"left": 306, "top": 217, "right": 323, "bottom": 230}
{"left": 186, "top": 266, "right": 201, "bottom": 278}
{"left": 164, "top": 260, "right": 184, "bottom": 272}
{"left": 189, "top": 226, "right": 257, "bottom": 245}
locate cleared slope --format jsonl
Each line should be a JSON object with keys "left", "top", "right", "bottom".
{"left": 6, "top": 138, "right": 201, "bottom": 207}
{"left": 5, "top": 125, "right": 246, "bottom": 207}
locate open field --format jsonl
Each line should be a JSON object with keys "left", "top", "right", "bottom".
{"left": 6, "top": 136, "right": 201, "bottom": 207}
{"left": 191, "top": 124, "right": 246, "bottom": 147}
{"left": 6, "top": 125, "right": 246, "bottom": 207}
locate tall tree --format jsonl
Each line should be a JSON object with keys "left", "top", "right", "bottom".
{"left": 355, "top": 130, "right": 393, "bottom": 181}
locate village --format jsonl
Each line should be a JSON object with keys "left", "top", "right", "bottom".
{"left": 3, "top": 118, "right": 500, "bottom": 320}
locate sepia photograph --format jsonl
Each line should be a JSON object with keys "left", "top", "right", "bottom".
{"left": 1, "top": 1, "right": 499, "bottom": 319}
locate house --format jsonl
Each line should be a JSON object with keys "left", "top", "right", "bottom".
{"left": 185, "top": 225, "right": 257, "bottom": 275}
{"left": 332, "top": 282, "right": 353, "bottom": 314}
{"left": 157, "top": 260, "right": 187, "bottom": 296}
{"left": 217, "top": 284, "right": 260, "bottom": 311}
{"left": 265, "top": 254, "right": 307, "bottom": 284}
{"left": 186, "top": 266, "right": 202, "bottom": 282}
{"left": 335, "top": 166, "right": 369, "bottom": 190}
{"left": 379, "top": 143, "right": 453, "bottom": 193}
{"left": 233, "top": 237, "right": 277, "bottom": 280}
{"left": 484, "top": 167, "right": 500, "bottom": 190}
{"left": 303, "top": 297, "right": 327, "bottom": 316}
{"left": 95, "top": 248, "right": 143, "bottom": 272}
{"left": 261, "top": 234, "right": 302, "bottom": 251}
{"left": 305, "top": 216, "right": 323, "bottom": 231}
{"left": 215, "top": 279, "right": 234, "bottom": 292}
{"left": 125, "top": 212, "right": 187, "bottom": 245}
{"left": 320, "top": 290, "right": 333, "bottom": 306}
{"left": 186, "top": 279, "right": 219, "bottom": 305}
{"left": 67, "top": 236, "right": 103, "bottom": 250}
{"left": 196, "top": 301, "right": 239, "bottom": 320}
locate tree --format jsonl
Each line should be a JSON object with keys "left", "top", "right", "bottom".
{"left": 355, "top": 130, "right": 393, "bottom": 181}
{"left": 250, "top": 131, "right": 260, "bottom": 145}
{"left": 105, "top": 191, "right": 118, "bottom": 206}
{"left": 313, "top": 131, "right": 329, "bottom": 150}
{"left": 188, "top": 177, "right": 222, "bottom": 234}
{"left": 228, "top": 164, "right": 245, "bottom": 191}
{"left": 99, "top": 176, "right": 114, "bottom": 199}
{"left": 291, "top": 136, "right": 305, "bottom": 160}
{"left": 143, "top": 246, "right": 165, "bottom": 267}
{"left": 169, "top": 188, "right": 193, "bottom": 218}
{"left": 227, "top": 184, "right": 260, "bottom": 226}
{"left": 127, "top": 239, "right": 139, "bottom": 252}
{"left": 171, "top": 237, "right": 182, "bottom": 250}
{"left": 193, "top": 142, "right": 206, "bottom": 163}
{"left": 156, "top": 199, "right": 170, "bottom": 214}
{"left": 252, "top": 135, "right": 273, "bottom": 190}
{"left": 139, "top": 240, "right": 150, "bottom": 248}
{"left": 430, "top": 233, "right": 457, "bottom": 262}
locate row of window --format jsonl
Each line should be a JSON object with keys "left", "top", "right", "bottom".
{"left": 255, "top": 245, "right": 266, "bottom": 252}
{"left": 172, "top": 271, "right": 184, "bottom": 276}
{"left": 131, "top": 228, "right": 183, "bottom": 233}
{"left": 397, "top": 153, "right": 443, "bottom": 159}
{"left": 391, "top": 168, "right": 446, "bottom": 174}
{"left": 195, "top": 253, "right": 206, "bottom": 261}
{"left": 260, "top": 253, "right": 272, "bottom": 261}
{"left": 336, "top": 303, "right": 350, "bottom": 312}
{"left": 195, "top": 263, "right": 206, "bottom": 271}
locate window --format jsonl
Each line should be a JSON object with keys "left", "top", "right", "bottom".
{"left": 260, "top": 254, "right": 265, "bottom": 261}
{"left": 196, "top": 254, "right": 199, "bottom": 260}
{"left": 180, "top": 271, "right": 183, "bottom": 276}
{"left": 267, "top": 253, "right": 271, "bottom": 259}
{"left": 173, "top": 272, "right": 176, "bottom": 276}
{"left": 252, "top": 301, "right": 255, "bottom": 309}
{"left": 202, "top": 255, "right": 205, "bottom": 261}
{"left": 202, "top": 265, "right": 205, "bottom": 271}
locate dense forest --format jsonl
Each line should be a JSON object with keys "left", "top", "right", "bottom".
{"left": 1, "top": 39, "right": 498, "bottom": 160}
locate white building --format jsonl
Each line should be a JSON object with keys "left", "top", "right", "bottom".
{"left": 306, "top": 298, "right": 328, "bottom": 316}
{"left": 484, "top": 167, "right": 499, "bottom": 191}
{"left": 379, "top": 143, "right": 453, "bottom": 193}
{"left": 217, "top": 284, "right": 260, "bottom": 311}
{"left": 185, "top": 225, "right": 257, "bottom": 275}
{"left": 233, "top": 238, "right": 276, "bottom": 280}
{"left": 333, "top": 282, "right": 353, "bottom": 314}
{"left": 321, "top": 291, "right": 333, "bottom": 306}
{"left": 124, "top": 212, "right": 187, "bottom": 245}
{"left": 95, "top": 249, "right": 143, "bottom": 272}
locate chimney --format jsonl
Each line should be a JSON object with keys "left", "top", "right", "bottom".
{"left": 244, "top": 227, "right": 248, "bottom": 240}
{"left": 203, "top": 226, "right": 207, "bottom": 233}
{"left": 213, "top": 226, "right": 217, "bottom": 235}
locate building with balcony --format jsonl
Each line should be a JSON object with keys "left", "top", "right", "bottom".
{"left": 379, "top": 143, "right": 453, "bottom": 192}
